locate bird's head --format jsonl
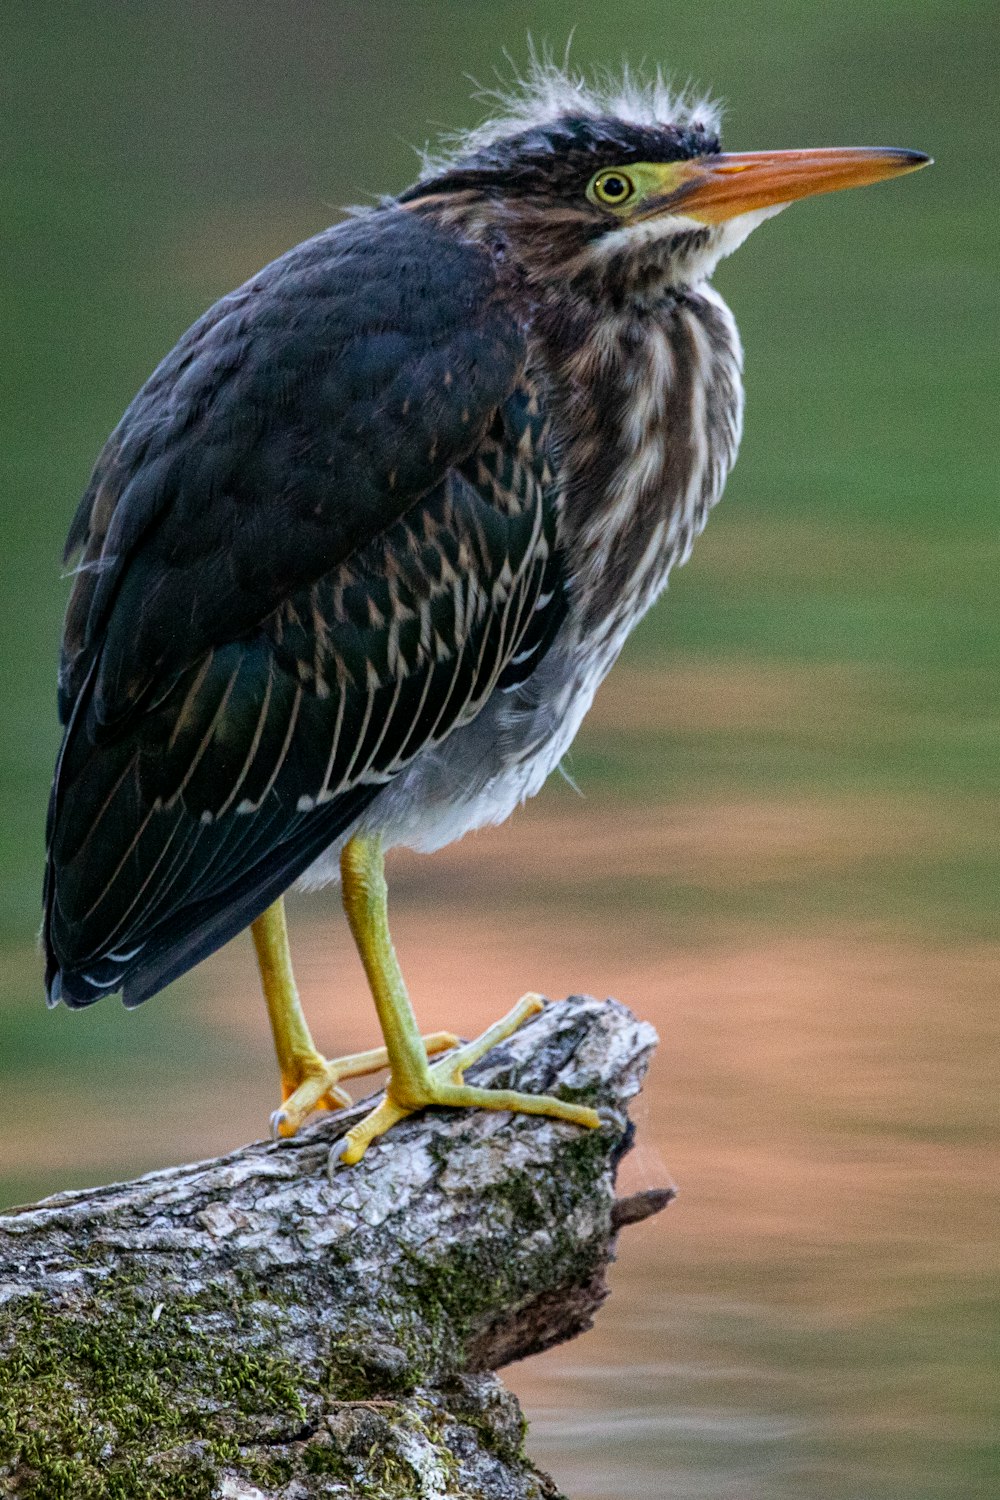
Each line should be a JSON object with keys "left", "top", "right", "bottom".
{"left": 399, "top": 63, "right": 930, "bottom": 304}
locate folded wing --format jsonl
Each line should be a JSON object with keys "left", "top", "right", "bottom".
{"left": 45, "top": 209, "right": 566, "bottom": 1007}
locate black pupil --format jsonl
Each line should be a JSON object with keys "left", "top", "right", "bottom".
{"left": 602, "top": 175, "right": 628, "bottom": 199}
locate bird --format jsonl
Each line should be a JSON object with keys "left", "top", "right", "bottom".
{"left": 43, "top": 63, "right": 929, "bottom": 1166}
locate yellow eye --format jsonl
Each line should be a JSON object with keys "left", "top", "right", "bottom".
{"left": 588, "top": 169, "right": 637, "bottom": 208}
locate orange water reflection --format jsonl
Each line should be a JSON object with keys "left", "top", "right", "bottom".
{"left": 5, "top": 806, "right": 996, "bottom": 1497}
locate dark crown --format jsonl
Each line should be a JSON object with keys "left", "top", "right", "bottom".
{"left": 400, "top": 116, "right": 721, "bottom": 202}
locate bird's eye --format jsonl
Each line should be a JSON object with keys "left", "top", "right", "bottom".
{"left": 588, "top": 170, "right": 637, "bottom": 208}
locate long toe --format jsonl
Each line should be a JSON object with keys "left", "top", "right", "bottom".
{"left": 328, "top": 997, "right": 600, "bottom": 1167}
{"left": 272, "top": 1030, "right": 460, "bottom": 1139}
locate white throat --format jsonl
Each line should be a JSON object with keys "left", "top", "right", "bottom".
{"left": 596, "top": 203, "right": 787, "bottom": 289}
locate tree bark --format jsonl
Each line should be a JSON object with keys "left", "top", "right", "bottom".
{"left": 0, "top": 996, "right": 669, "bottom": 1500}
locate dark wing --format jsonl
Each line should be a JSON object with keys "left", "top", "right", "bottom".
{"left": 58, "top": 207, "right": 522, "bottom": 727}
{"left": 45, "top": 212, "right": 566, "bottom": 1008}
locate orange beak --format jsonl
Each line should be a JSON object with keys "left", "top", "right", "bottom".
{"left": 638, "top": 146, "right": 931, "bottom": 224}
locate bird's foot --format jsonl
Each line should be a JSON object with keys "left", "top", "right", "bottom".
{"left": 329, "top": 994, "right": 602, "bottom": 1167}
{"left": 271, "top": 1031, "right": 459, "bottom": 1139}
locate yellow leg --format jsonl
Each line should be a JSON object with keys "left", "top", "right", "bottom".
{"left": 250, "top": 897, "right": 458, "bottom": 1138}
{"left": 333, "top": 834, "right": 602, "bottom": 1167}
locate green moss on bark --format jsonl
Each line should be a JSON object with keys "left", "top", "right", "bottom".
{"left": 398, "top": 1127, "right": 612, "bottom": 1358}
{"left": 0, "top": 1280, "right": 310, "bottom": 1499}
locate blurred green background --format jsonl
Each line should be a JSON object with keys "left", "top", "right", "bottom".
{"left": 1, "top": 3, "right": 996, "bottom": 1497}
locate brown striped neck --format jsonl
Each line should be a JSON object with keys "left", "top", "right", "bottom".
{"left": 408, "top": 192, "right": 746, "bottom": 652}
{"left": 530, "top": 282, "right": 744, "bottom": 645}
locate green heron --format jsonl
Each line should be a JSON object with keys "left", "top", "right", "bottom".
{"left": 44, "top": 68, "right": 929, "bottom": 1164}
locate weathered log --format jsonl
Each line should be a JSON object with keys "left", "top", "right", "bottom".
{"left": 0, "top": 996, "right": 668, "bottom": 1499}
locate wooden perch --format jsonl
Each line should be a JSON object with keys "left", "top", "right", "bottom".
{"left": 0, "top": 996, "right": 669, "bottom": 1499}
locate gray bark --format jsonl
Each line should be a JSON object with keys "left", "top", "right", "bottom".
{"left": 0, "top": 996, "right": 668, "bottom": 1500}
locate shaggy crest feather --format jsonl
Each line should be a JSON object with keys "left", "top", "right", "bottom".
{"left": 419, "top": 48, "right": 723, "bottom": 176}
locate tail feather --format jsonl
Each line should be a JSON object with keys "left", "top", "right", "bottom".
{"left": 47, "top": 785, "right": 378, "bottom": 1010}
